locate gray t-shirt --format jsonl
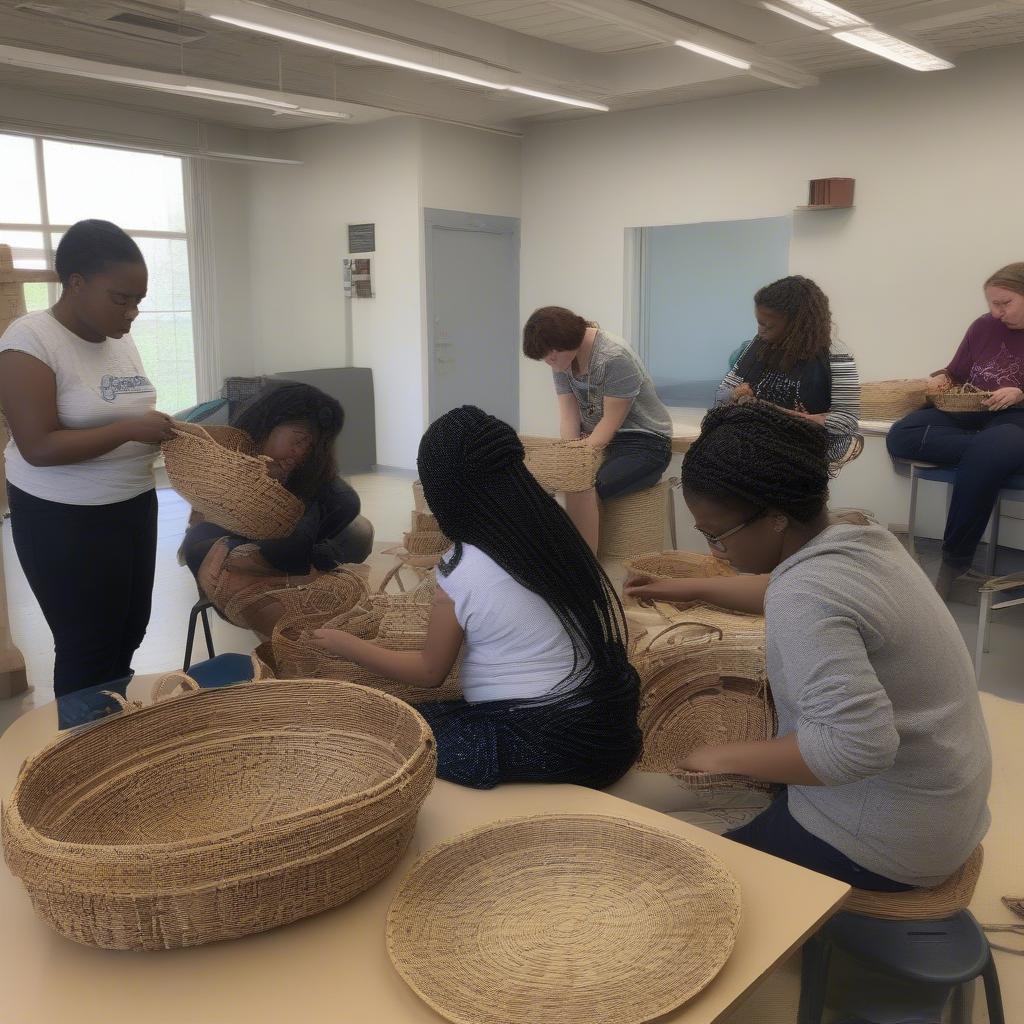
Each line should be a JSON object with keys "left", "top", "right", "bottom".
{"left": 766, "top": 523, "right": 991, "bottom": 886}
{"left": 553, "top": 330, "right": 672, "bottom": 439}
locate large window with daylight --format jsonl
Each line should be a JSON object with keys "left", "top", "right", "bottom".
{"left": 0, "top": 134, "right": 197, "bottom": 413}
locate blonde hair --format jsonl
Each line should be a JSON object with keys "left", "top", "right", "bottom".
{"left": 985, "top": 262, "right": 1024, "bottom": 298}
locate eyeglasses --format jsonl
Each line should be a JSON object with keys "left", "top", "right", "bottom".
{"left": 696, "top": 509, "right": 767, "bottom": 552}
{"left": 106, "top": 289, "right": 145, "bottom": 309}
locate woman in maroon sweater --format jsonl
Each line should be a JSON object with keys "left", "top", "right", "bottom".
{"left": 887, "top": 262, "right": 1024, "bottom": 593}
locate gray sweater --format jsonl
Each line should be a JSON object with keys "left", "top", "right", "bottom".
{"left": 766, "top": 523, "right": 991, "bottom": 886}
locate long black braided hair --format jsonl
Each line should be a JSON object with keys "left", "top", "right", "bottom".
{"left": 682, "top": 399, "right": 831, "bottom": 520}
{"left": 234, "top": 382, "right": 343, "bottom": 502}
{"left": 748, "top": 274, "right": 833, "bottom": 373}
{"left": 417, "top": 406, "right": 630, "bottom": 677}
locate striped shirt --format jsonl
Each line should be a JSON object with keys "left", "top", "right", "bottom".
{"left": 716, "top": 340, "right": 860, "bottom": 463}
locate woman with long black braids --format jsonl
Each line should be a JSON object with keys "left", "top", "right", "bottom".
{"left": 631, "top": 400, "right": 990, "bottom": 889}
{"left": 314, "top": 405, "right": 641, "bottom": 790}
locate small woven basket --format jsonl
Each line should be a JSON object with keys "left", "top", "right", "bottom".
{"left": 2, "top": 678, "right": 435, "bottom": 950}
{"left": 403, "top": 530, "right": 451, "bottom": 557}
{"left": 630, "top": 608, "right": 773, "bottom": 791}
{"left": 860, "top": 379, "right": 930, "bottom": 420}
{"left": 930, "top": 383, "right": 994, "bottom": 413}
{"left": 386, "top": 813, "right": 741, "bottom": 1024}
{"left": 162, "top": 423, "right": 304, "bottom": 540}
{"left": 625, "top": 549, "right": 735, "bottom": 582}
{"left": 520, "top": 436, "right": 605, "bottom": 493}
{"left": 598, "top": 481, "right": 669, "bottom": 558}
{"left": 411, "top": 510, "right": 440, "bottom": 533}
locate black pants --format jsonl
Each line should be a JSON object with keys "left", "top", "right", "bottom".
{"left": 595, "top": 431, "right": 672, "bottom": 501}
{"left": 7, "top": 483, "right": 158, "bottom": 698}
{"left": 725, "top": 790, "right": 913, "bottom": 892}
{"left": 886, "top": 407, "right": 1024, "bottom": 565}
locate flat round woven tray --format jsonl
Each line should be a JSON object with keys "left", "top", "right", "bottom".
{"left": 386, "top": 813, "right": 741, "bottom": 1024}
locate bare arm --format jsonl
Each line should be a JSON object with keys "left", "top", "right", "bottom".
{"left": 681, "top": 733, "right": 822, "bottom": 786}
{"left": 557, "top": 392, "right": 581, "bottom": 440}
{"left": 587, "top": 394, "right": 632, "bottom": 449}
{"left": 312, "top": 588, "right": 464, "bottom": 688}
{"left": 625, "top": 573, "right": 770, "bottom": 615}
{"left": 0, "top": 351, "right": 174, "bottom": 466}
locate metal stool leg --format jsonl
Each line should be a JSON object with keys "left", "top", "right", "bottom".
{"left": 985, "top": 498, "right": 1001, "bottom": 577}
{"left": 184, "top": 605, "right": 200, "bottom": 672}
{"left": 667, "top": 478, "right": 679, "bottom": 550}
{"left": 200, "top": 605, "right": 215, "bottom": 660}
{"left": 797, "top": 933, "right": 832, "bottom": 1024}
{"left": 982, "top": 951, "right": 1005, "bottom": 1024}
{"left": 907, "top": 467, "right": 921, "bottom": 560}
{"left": 976, "top": 588, "right": 994, "bottom": 680}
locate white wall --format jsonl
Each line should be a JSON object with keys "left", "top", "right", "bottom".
{"left": 518, "top": 44, "right": 1024, "bottom": 442}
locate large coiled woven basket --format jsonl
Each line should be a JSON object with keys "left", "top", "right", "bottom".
{"left": 2, "top": 679, "right": 436, "bottom": 950}
{"left": 162, "top": 422, "right": 305, "bottom": 540}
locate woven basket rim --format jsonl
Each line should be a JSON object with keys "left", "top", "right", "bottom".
{"left": 386, "top": 812, "right": 741, "bottom": 1024}
{"left": 4, "top": 679, "right": 434, "bottom": 861}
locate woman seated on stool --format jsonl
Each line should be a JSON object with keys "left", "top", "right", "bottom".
{"left": 180, "top": 382, "right": 373, "bottom": 637}
{"left": 628, "top": 400, "right": 990, "bottom": 890}
{"left": 313, "top": 405, "right": 642, "bottom": 791}
{"left": 716, "top": 275, "right": 861, "bottom": 465}
{"left": 887, "top": 262, "right": 1024, "bottom": 596}
{"left": 522, "top": 306, "right": 673, "bottom": 552}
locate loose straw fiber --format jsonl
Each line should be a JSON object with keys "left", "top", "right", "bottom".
{"left": 2, "top": 679, "right": 435, "bottom": 950}
{"left": 387, "top": 813, "right": 741, "bottom": 1024}
{"left": 598, "top": 481, "right": 668, "bottom": 558}
{"left": 520, "top": 436, "right": 605, "bottom": 493}
{"left": 930, "top": 382, "right": 994, "bottom": 413}
{"left": 860, "top": 379, "right": 930, "bottom": 420}
{"left": 162, "top": 422, "right": 304, "bottom": 540}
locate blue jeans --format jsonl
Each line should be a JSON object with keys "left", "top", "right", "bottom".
{"left": 886, "top": 407, "right": 1024, "bottom": 565}
{"left": 595, "top": 431, "right": 672, "bottom": 501}
{"left": 725, "top": 790, "right": 913, "bottom": 891}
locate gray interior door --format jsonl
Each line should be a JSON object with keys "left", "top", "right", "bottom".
{"left": 425, "top": 209, "right": 520, "bottom": 428}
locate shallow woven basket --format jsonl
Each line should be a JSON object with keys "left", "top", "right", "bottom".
{"left": 631, "top": 610, "right": 772, "bottom": 791}
{"left": 2, "top": 678, "right": 436, "bottom": 951}
{"left": 386, "top": 813, "right": 741, "bottom": 1024}
{"left": 403, "top": 529, "right": 451, "bottom": 557}
{"left": 844, "top": 845, "right": 983, "bottom": 921}
{"left": 162, "top": 423, "right": 304, "bottom": 540}
{"left": 598, "top": 481, "right": 669, "bottom": 558}
{"left": 860, "top": 379, "right": 930, "bottom": 420}
{"left": 626, "top": 549, "right": 735, "bottom": 583}
{"left": 930, "top": 383, "right": 994, "bottom": 413}
{"left": 520, "top": 436, "right": 605, "bottom": 493}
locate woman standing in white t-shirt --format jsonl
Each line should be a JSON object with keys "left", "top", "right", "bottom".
{"left": 313, "top": 405, "right": 642, "bottom": 790}
{"left": 0, "top": 220, "right": 174, "bottom": 718}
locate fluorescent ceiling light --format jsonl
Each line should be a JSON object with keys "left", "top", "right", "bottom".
{"left": 191, "top": 3, "right": 609, "bottom": 112}
{"left": 772, "top": 0, "right": 866, "bottom": 29}
{"left": 506, "top": 86, "right": 609, "bottom": 111}
{"left": 833, "top": 27, "right": 954, "bottom": 70}
{"left": 760, "top": 2, "right": 827, "bottom": 30}
{"left": 0, "top": 44, "right": 353, "bottom": 119}
{"left": 674, "top": 40, "right": 751, "bottom": 70}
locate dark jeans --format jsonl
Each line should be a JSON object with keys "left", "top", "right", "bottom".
{"left": 886, "top": 407, "right": 1024, "bottom": 565}
{"left": 725, "top": 790, "right": 913, "bottom": 892}
{"left": 596, "top": 431, "right": 672, "bottom": 501}
{"left": 7, "top": 483, "right": 158, "bottom": 698}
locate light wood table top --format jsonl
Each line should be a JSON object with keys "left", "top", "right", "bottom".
{"left": 0, "top": 682, "right": 848, "bottom": 1024}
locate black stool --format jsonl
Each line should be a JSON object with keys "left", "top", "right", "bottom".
{"left": 799, "top": 910, "right": 1004, "bottom": 1024}
{"left": 183, "top": 596, "right": 216, "bottom": 671}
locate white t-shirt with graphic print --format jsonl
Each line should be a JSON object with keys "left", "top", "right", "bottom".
{"left": 1, "top": 310, "right": 158, "bottom": 505}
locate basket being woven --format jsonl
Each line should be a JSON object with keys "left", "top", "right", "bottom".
{"left": 1, "top": 678, "right": 436, "bottom": 950}
{"left": 598, "top": 481, "right": 669, "bottom": 558}
{"left": 631, "top": 607, "right": 773, "bottom": 791}
{"left": 626, "top": 549, "right": 735, "bottom": 583}
{"left": 162, "top": 422, "right": 304, "bottom": 540}
{"left": 860, "top": 379, "right": 930, "bottom": 420}
{"left": 520, "top": 436, "right": 605, "bottom": 493}
{"left": 386, "top": 813, "right": 741, "bottom": 1024}
{"left": 930, "top": 383, "right": 994, "bottom": 413}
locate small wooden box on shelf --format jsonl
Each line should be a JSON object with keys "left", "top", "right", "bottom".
{"left": 797, "top": 177, "right": 855, "bottom": 211}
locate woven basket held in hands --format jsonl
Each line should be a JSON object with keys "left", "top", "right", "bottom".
{"left": 520, "top": 436, "right": 605, "bottom": 493}
{"left": 162, "top": 422, "right": 304, "bottom": 540}
{"left": 386, "top": 813, "right": 741, "bottom": 1024}
{"left": 598, "top": 481, "right": 669, "bottom": 558}
{"left": 631, "top": 607, "right": 773, "bottom": 791}
{"left": 626, "top": 549, "right": 735, "bottom": 582}
{"left": 1, "top": 678, "right": 435, "bottom": 950}
{"left": 930, "top": 382, "right": 994, "bottom": 413}
{"left": 859, "top": 379, "right": 930, "bottom": 420}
